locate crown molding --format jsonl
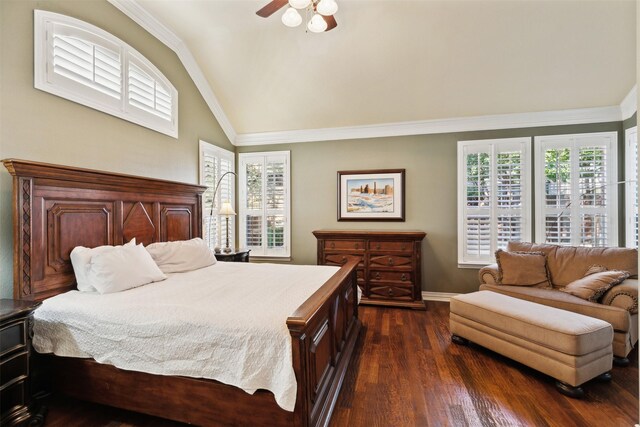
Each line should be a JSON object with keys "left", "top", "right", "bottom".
{"left": 234, "top": 105, "right": 623, "bottom": 146}
{"left": 620, "top": 84, "right": 638, "bottom": 120}
{"left": 107, "top": 0, "right": 237, "bottom": 144}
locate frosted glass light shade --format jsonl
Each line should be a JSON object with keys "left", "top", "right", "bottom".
{"left": 218, "top": 201, "right": 236, "bottom": 216}
{"left": 316, "top": 0, "right": 338, "bottom": 16}
{"left": 307, "top": 13, "right": 328, "bottom": 33}
{"left": 289, "top": 0, "right": 311, "bottom": 9}
{"left": 281, "top": 7, "right": 302, "bottom": 27}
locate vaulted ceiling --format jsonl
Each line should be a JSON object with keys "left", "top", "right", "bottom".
{"left": 129, "top": 0, "right": 636, "bottom": 139}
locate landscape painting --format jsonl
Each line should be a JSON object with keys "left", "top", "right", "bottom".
{"left": 338, "top": 169, "right": 405, "bottom": 221}
{"left": 346, "top": 178, "right": 395, "bottom": 213}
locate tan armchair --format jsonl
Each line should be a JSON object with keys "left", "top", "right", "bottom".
{"left": 478, "top": 242, "right": 638, "bottom": 364}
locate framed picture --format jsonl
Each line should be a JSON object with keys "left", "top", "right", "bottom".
{"left": 337, "top": 169, "right": 405, "bottom": 221}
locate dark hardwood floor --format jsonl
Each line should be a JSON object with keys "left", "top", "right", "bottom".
{"left": 40, "top": 302, "right": 638, "bottom": 427}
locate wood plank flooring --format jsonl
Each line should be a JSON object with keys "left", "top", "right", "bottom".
{"left": 41, "top": 302, "right": 638, "bottom": 426}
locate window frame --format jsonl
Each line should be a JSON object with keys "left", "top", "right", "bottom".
{"left": 625, "top": 126, "right": 638, "bottom": 248}
{"left": 199, "top": 141, "right": 235, "bottom": 252}
{"left": 238, "top": 151, "right": 291, "bottom": 259}
{"left": 534, "top": 131, "right": 619, "bottom": 247}
{"left": 457, "top": 137, "right": 532, "bottom": 267}
{"left": 34, "top": 10, "right": 178, "bottom": 138}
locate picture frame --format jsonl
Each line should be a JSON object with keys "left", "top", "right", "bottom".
{"left": 337, "top": 169, "right": 405, "bottom": 221}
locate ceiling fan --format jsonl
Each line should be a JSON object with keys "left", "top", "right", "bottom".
{"left": 256, "top": 0, "right": 338, "bottom": 33}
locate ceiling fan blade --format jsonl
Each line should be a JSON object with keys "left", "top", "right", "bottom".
{"left": 256, "top": 0, "right": 289, "bottom": 18}
{"left": 323, "top": 14, "right": 337, "bottom": 31}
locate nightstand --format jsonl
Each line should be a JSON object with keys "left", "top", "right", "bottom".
{"left": 1, "top": 299, "right": 45, "bottom": 426}
{"left": 215, "top": 249, "right": 251, "bottom": 262}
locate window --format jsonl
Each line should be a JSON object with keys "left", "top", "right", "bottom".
{"left": 199, "top": 142, "right": 235, "bottom": 251}
{"left": 239, "top": 151, "right": 290, "bottom": 258}
{"left": 535, "top": 132, "right": 618, "bottom": 247}
{"left": 34, "top": 10, "right": 178, "bottom": 137}
{"left": 625, "top": 126, "right": 638, "bottom": 248}
{"left": 457, "top": 138, "right": 532, "bottom": 265}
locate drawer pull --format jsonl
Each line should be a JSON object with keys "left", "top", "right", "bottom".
{"left": 388, "top": 288, "right": 394, "bottom": 297}
{"left": 401, "top": 244, "right": 407, "bottom": 250}
{"left": 355, "top": 243, "right": 359, "bottom": 249}
{"left": 375, "top": 272, "right": 381, "bottom": 280}
{"left": 341, "top": 256, "right": 347, "bottom": 264}
{"left": 388, "top": 258, "right": 394, "bottom": 266}
{"left": 401, "top": 274, "right": 407, "bottom": 281}
{"left": 376, "top": 244, "right": 381, "bottom": 250}
{"left": 330, "top": 242, "right": 335, "bottom": 249}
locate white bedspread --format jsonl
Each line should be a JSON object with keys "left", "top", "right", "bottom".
{"left": 33, "top": 262, "right": 342, "bottom": 412}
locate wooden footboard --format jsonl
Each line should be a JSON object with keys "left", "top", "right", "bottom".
{"left": 41, "top": 260, "right": 361, "bottom": 427}
{"left": 288, "top": 258, "right": 362, "bottom": 427}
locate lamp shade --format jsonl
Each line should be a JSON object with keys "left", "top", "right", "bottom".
{"left": 289, "top": 0, "right": 310, "bottom": 9}
{"left": 218, "top": 201, "right": 236, "bottom": 216}
{"left": 307, "top": 13, "right": 328, "bottom": 33}
{"left": 316, "top": 0, "right": 338, "bottom": 16}
{"left": 282, "top": 7, "right": 302, "bottom": 27}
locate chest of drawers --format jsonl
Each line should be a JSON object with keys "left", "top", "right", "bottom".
{"left": 1, "top": 299, "right": 44, "bottom": 426}
{"left": 313, "top": 230, "right": 426, "bottom": 309}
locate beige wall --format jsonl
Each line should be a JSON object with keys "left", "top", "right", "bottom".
{"left": 238, "top": 121, "right": 623, "bottom": 295}
{"left": 0, "top": 0, "right": 232, "bottom": 297}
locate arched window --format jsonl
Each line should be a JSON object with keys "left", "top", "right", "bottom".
{"left": 34, "top": 10, "right": 178, "bottom": 138}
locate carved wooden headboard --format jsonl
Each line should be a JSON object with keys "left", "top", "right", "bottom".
{"left": 3, "top": 159, "right": 206, "bottom": 301}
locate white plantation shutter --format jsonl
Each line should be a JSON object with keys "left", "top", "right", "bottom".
{"left": 52, "top": 30, "right": 121, "bottom": 100}
{"left": 458, "top": 138, "right": 531, "bottom": 265}
{"left": 625, "top": 127, "right": 638, "bottom": 248}
{"left": 35, "top": 10, "right": 178, "bottom": 138}
{"left": 127, "top": 59, "right": 173, "bottom": 121}
{"left": 535, "top": 132, "right": 618, "bottom": 247}
{"left": 199, "top": 142, "right": 235, "bottom": 251}
{"left": 239, "top": 152, "right": 291, "bottom": 258}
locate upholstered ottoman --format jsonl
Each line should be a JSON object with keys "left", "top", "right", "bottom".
{"left": 450, "top": 291, "right": 613, "bottom": 397}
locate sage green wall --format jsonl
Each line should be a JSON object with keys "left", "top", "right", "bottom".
{"left": 0, "top": 0, "right": 232, "bottom": 298}
{"left": 238, "top": 121, "right": 623, "bottom": 295}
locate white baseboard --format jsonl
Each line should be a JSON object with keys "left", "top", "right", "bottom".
{"left": 422, "top": 291, "right": 460, "bottom": 302}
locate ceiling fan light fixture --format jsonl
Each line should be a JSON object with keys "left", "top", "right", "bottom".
{"left": 316, "top": 0, "right": 338, "bottom": 16}
{"left": 289, "top": 0, "right": 311, "bottom": 9}
{"left": 282, "top": 7, "right": 302, "bottom": 27}
{"left": 307, "top": 13, "right": 328, "bottom": 33}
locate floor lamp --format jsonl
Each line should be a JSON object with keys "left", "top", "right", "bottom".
{"left": 207, "top": 171, "right": 237, "bottom": 253}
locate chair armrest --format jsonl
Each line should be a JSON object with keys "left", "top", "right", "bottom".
{"left": 601, "top": 279, "right": 638, "bottom": 314}
{"left": 479, "top": 264, "right": 500, "bottom": 285}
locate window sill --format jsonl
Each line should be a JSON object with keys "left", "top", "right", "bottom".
{"left": 458, "top": 262, "right": 492, "bottom": 269}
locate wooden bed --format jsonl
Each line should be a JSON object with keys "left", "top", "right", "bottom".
{"left": 3, "top": 159, "right": 362, "bottom": 427}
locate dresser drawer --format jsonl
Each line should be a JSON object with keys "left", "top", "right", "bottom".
{"left": 0, "top": 320, "right": 26, "bottom": 357}
{"left": 369, "top": 241, "right": 413, "bottom": 253}
{"left": 369, "top": 270, "right": 413, "bottom": 285}
{"left": 368, "top": 285, "right": 413, "bottom": 301}
{"left": 370, "top": 254, "right": 412, "bottom": 268}
{"left": 1, "top": 351, "right": 28, "bottom": 388}
{"left": 323, "top": 253, "right": 365, "bottom": 267}
{"left": 324, "top": 240, "right": 365, "bottom": 251}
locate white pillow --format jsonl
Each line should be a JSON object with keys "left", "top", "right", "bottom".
{"left": 70, "top": 238, "right": 136, "bottom": 292}
{"left": 87, "top": 243, "right": 166, "bottom": 294}
{"left": 145, "top": 238, "right": 216, "bottom": 273}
